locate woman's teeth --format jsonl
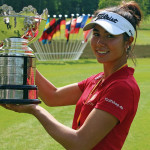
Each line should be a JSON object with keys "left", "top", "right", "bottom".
{"left": 97, "top": 51, "right": 108, "bottom": 54}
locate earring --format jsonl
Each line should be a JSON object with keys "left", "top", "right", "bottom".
{"left": 126, "top": 46, "right": 128, "bottom": 52}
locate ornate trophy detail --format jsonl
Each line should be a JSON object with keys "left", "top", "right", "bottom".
{"left": 0, "top": 4, "right": 48, "bottom": 104}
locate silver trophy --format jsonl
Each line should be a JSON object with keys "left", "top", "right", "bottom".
{"left": 0, "top": 4, "right": 48, "bottom": 104}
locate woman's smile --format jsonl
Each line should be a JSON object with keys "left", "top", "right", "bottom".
{"left": 95, "top": 47, "right": 110, "bottom": 55}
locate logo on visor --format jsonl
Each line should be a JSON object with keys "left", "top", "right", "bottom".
{"left": 129, "top": 30, "right": 133, "bottom": 36}
{"left": 95, "top": 13, "right": 118, "bottom": 23}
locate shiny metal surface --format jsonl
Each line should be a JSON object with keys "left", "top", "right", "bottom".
{"left": 0, "top": 5, "right": 48, "bottom": 55}
{"left": 0, "top": 4, "right": 48, "bottom": 45}
{"left": 0, "top": 56, "right": 36, "bottom": 85}
{"left": 0, "top": 4, "right": 47, "bottom": 103}
{"left": 0, "top": 89, "right": 37, "bottom": 99}
{"left": 0, "top": 89, "right": 23, "bottom": 99}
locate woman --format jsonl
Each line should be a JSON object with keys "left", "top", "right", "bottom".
{"left": 1, "top": 1, "right": 142, "bottom": 150}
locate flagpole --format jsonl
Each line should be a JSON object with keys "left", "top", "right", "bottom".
{"left": 68, "top": 13, "right": 76, "bottom": 59}
{"left": 62, "top": 15, "right": 67, "bottom": 60}
{"left": 71, "top": 13, "right": 80, "bottom": 59}
{"left": 38, "top": 40, "right": 45, "bottom": 60}
{"left": 75, "top": 14, "right": 92, "bottom": 60}
{"left": 65, "top": 14, "right": 73, "bottom": 60}
{"left": 52, "top": 15, "right": 57, "bottom": 60}
{"left": 45, "top": 15, "right": 51, "bottom": 60}
{"left": 73, "top": 14, "right": 85, "bottom": 58}
{"left": 34, "top": 14, "right": 49, "bottom": 60}
{"left": 49, "top": 15, "right": 55, "bottom": 60}
{"left": 56, "top": 14, "right": 62, "bottom": 59}
{"left": 42, "top": 14, "right": 50, "bottom": 60}
{"left": 70, "top": 13, "right": 79, "bottom": 59}
{"left": 66, "top": 13, "right": 74, "bottom": 59}
{"left": 54, "top": 14, "right": 61, "bottom": 60}
{"left": 44, "top": 15, "right": 51, "bottom": 60}
{"left": 34, "top": 40, "right": 42, "bottom": 60}
{"left": 76, "top": 14, "right": 92, "bottom": 59}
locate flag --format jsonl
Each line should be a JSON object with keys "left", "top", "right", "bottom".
{"left": 41, "top": 39, "right": 48, "bottom": 44}
{"left": 85, "top": 16, "right": 93, "bottom": 25}
{"left": 65, "top": 19, "right": 72, "bottom": 42}
{"left": 70, "top": 18, "right": 77, "bottom": 34}
{"left": 83, "top": 16, "right": 93, "bottom": 42}
{"left": 59, "top": 19, "right": 66, "bottom": 38}
{"left": 74, "top": 16, "right": 83, "bottom": 34}
{"left": 47, "top": 18, "right": 56, "bottom": 40}
{"left": 44, "top": 17, "right": 50, "bottom": 31}
{"left": 39, "top": 18, "right": 56, "bottom": 44}
{"left": 84, "top": 30, "right": 92, "bottom": 42}
{"left": 80, "top": 15, "right": 88, "bottom": 28}
{"left": 60, "top": 19, "right": 66, "bottom": 30}
{"left": 39, "top": 28, "right": 48, "bottom": 44}
{"left": 53, "top": 18, "right": 62, "bottom": 38}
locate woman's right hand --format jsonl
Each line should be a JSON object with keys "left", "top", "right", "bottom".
{"left": 0, "top": 104, "right": 38, "bottom": 115}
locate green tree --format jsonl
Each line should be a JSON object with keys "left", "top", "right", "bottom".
{"left": 98, "top": 0, "right": 121, "bottom": 9}
{"left": 98, "top": 0, "right": 150, "bottom": 17}
{"left": 139, "top": 0, "right": 150, "bottom": 16}
{"left": 81, "top": 0, "right": 99, "bottom": 14}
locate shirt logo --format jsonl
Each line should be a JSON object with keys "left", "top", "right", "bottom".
{"left": 86, "top": 93, "right": 98, "bottom": 106}
{"left": 105, "top": 98, "right": 123, "bottom": 110}
{"left": 95, "top": 13, "right": 118, "bottom": 23}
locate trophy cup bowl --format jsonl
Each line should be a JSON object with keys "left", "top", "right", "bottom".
{"left": 0, "top": 4, "right": 48, "bottom": 104}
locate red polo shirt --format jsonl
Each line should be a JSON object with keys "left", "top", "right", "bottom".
{"left": 72, "top": 66, "right": 140, "bottom": 150}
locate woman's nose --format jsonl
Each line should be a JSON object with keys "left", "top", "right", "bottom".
{"left": 97, "top": 37, "right": 105, "bottom": 46}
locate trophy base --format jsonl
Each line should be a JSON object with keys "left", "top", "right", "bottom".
{"left": 0, "top": 99, "right": 41, "bottom": 104}
{"left": 0, "top": 85, "right": 40, "bottom": 104}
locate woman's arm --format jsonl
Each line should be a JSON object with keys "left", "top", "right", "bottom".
{"left": 35, "top": 70, "right": 82, "bottom": 106}
{"left": 34, "top": 107, "right": 118, "bottom": 150}
{"left": 2, "top": 104, "right": 118, "bottom": 150}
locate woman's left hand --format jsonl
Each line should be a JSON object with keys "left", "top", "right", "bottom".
{"left": 0, "top": 104, "right": 37, "bottom": 114}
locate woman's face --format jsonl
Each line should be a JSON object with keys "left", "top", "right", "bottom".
{"left": 91, "top": 25, "right": 127, "bottom": 65}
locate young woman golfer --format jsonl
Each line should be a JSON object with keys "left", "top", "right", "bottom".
{"left": 1, "top": 1, "right": 142, "bottom": 149}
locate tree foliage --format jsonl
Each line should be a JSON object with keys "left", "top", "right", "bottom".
{"left": 0, "top": 0, "right": 149, "bottom": 17}
{"left": 0, "top": 0, "right": 99, "bottom": 16}
{"left": 98, "top": 0, "right": 121, "bottom": 9}
{"left": 98, "top": 0, "right": 150, "bottom": 17}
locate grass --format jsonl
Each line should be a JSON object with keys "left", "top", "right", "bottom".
{"left": 0, "top": 58, "right": 150, "bottom": 150}
{"left": 136, "top": 30, "right": 150, "bottom": 45}
{"left": 134, "top": 15, "right": 150, "bottom": 45}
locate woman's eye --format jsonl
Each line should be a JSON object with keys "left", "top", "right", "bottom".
{"left": 93, "top": 33, "right": 99, "bottom": 36}
{"left": 107, "top": 34, "right": 114, "bottom": 38}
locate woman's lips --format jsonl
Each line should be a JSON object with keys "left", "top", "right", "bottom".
{"left": 95, "top": 48, "right": 110, "bottom": 56}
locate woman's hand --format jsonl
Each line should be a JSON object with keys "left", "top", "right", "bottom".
{"left": 0, "top": 104, "right": 38, "bottom": 114}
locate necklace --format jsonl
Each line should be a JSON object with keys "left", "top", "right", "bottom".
{"left": 83, "top": 76, "right": 104, "bottom": 105}
{"left": 77, "top": 75, "right": 104, "bottom": 127}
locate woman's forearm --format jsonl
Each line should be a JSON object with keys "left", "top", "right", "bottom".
{"left": 35, "top": 70, "right": 82, "bottom": 107}
{"left": 35, "top": 70, "right": 57, "bottom": 106}
{"left": 32, "top": 105, "right": 79, "bottom": 150}
{"left": 1, "top": 103, "right": 117, "bottom": 150}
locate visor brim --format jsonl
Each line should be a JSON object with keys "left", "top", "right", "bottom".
{"left": 83, "top": 21, "right": 125, "bottom": 35}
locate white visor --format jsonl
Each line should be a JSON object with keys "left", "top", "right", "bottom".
{"left": 83, "top": 11, "right": 135, "bottom": 37}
